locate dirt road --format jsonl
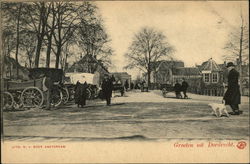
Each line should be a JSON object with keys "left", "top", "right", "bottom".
{"left": 3, "top": 90, "right": 249, "bottom": 141}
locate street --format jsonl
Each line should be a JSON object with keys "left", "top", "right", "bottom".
{"left": 3, "top": 90, "right": 249, "bottom": 141}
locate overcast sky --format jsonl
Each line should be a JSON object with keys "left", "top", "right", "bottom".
{"left": 96, "top": 1, "right": 248, "bottom": 79}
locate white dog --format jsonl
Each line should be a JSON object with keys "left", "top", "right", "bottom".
{"left": 208, "top": 102, "right": 229, "bottom": 117}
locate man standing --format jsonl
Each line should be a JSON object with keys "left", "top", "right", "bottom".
{"left": 125, "top": 80, "right": 129, "bottom": 91}
{"left": 42, "top": 74, "right": 52, "bottom": 110}
{"left": 101, "top": 74, "right": 113, "bottom": 106}
{"left": 181, "top": 78, "right": 189, "bottom": 99}
{"left": 74, "top": 81, "right": 88, "bottom": 108}
{"left": 223, "top": 62, "right": 241, "bottom": 115}
{"left": 174, "top": 80, "right": 182, "bottom": 99}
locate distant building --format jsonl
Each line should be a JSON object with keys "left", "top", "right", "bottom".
{"left": 150, "top": 60, "right": 201, "bottom": 90}
{"left": 3, "top": 56, "right": 29, "bottom": 80}
{"left": 66, "top": 54, "right": 109, "bottom": 84}
{"left": 240, "top": 64, "right": 249, "bottom": 96}
{"left": 172, "top": 67, "right": 202, "bottom": 93}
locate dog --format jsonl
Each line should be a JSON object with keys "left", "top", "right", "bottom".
{"left": 208, "top": 102, "right": 229, "bottom": 117}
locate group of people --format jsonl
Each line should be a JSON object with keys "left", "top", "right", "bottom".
{"left": 75, "top": 74, "right": 114, "bottom": 107}
{"left": 173, "top": 78, "right": 189, "bottom": 99}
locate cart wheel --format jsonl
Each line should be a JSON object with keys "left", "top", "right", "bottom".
{"left": 61, "top": 87, "right": 69, "bottom": 105}
{"left": 86, "top": 88, "right": 92, "bottom": 100}
{"left": 51, "top": 88, "right": 63, "bottom": 107}
{"left": 68, "top": 87, "right": 75, "bottom": 101}
{"left": 3, "top": 92, "right": 14, "bottom": 110}
{"left": 21, "top": 87, "right": 44, "bottom": 108}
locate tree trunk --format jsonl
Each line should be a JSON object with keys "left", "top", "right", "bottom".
{"left": 34, "top": 38, "right": 42, "bottom": 68}
{"left": 15, "top": 4, "right": 22, "bottom": 78}
{"left": 34, "top": 2, "right": 47, "bottom": 68}
{"left": 147, "top": 69, "right": 151, "bottom": 89}
{"left": 45, "top": 34, "right": 53, "bottom": 68}
{"left": 55, "top": 45, "right": 61, "bottom": 68}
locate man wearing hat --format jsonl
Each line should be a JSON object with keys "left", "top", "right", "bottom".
{"left": 223, "top": 62, "right": 241, "bottom": 115}
{"left": 101, "top": 74, "right": 113, "bottom": 106}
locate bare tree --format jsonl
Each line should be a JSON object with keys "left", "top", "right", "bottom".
{"left": 124, "top": 27, "right": 175, "bottom": 87}
{"left": 224, "top": 16, "right": 249, "bottom": 63}
{"left": 52, "top": 2, "right": 80, "bottom": 68}
{"left": 23, "top": 2, "right": 51, "bottom": 68}
{"left": 224, "top": 14, "right": 249, "bottom": 93}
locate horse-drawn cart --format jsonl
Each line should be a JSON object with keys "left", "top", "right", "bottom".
{"left": 3, "top": 78, "right": 45, "bottom": 110}
{"left": 64, "top": 72, "right": 100, "bottom": 100}
{"left": 2, "top": 68, "right": 68, "bottom": 111}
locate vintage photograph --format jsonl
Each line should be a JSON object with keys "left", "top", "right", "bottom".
{"left": 1, "top": 0, "right": 249, "bottom": 163}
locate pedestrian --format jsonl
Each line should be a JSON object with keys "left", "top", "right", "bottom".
{"left": 181, "top": 78, "right": 189, "bottom": 99}
{"left": 174, "top": 80, "right": 182, "bottom": 99}
{"left": 130, "top": 82, "right": 134, "bottom": 90}
{"left": 41, "top": 73, "right": 52, "bottom": 110}
{"left": 101, "top": 74, "right": 113, "bottom": 106}
{"left": 125, "top": 80, "right": 129, "bottom": 91}
{"left": 75, "top": 81, "right": 88, "bottom": 108}
{"left": 223, "top": 62, "right": 242, "bottom": 115}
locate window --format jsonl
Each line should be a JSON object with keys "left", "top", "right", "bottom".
{"left": 212, "top": 73, "right": 218, "bottom": 83}
{"left": 204, "top": 74, "right": 210, "bottom": 83}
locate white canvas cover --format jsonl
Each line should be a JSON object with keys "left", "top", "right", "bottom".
{"left": 65, "top": 72, "right": 99, "bottom": 86}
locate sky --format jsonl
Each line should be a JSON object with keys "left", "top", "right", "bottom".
{"left": 96, "top": 1, "right": 249, "bottom": 79}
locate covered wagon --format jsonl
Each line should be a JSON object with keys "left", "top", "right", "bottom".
{"left": 64, "top": 72, "right": 100, "bottom": 100}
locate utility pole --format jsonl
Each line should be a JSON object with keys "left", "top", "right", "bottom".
{"left": 238, "top": 13, "right": 244, "bottom": 94}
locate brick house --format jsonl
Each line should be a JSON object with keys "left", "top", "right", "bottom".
{"left": 197, "top": 58, "right": 225, "bottom": 96}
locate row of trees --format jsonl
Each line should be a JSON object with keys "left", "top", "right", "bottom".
{"left": 2, "top": 2, "right": 113, "bottom": 75}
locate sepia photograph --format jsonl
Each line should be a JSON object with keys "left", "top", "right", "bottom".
{"left": 1, "top": 0, "right": 249, "bottom": 163}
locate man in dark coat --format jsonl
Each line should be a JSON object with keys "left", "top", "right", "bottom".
{"left": 41, "top": 74, "right": 53, "bottom": 110}
{"left": 75, "top": 81, "right": 88, "bottom": 107}
{"left": 174, "top": 80, "right": 182, "bottom": 99}
{"left": 181, "top": 78, "right": 189, "bottom": 99}
{"left": 101, "top": 74, "right": 113, "bottom": 105}
{"left": 223, "top": 62, "right": 241, "bottom": 115}
{"left": 125, "top": 80, "right": 129, "bottom": 91}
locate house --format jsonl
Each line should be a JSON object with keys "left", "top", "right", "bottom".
{"left": 172, "top": 67, "right": 202, "bottom": 93}
{"left": 2, "top": 56, "right": 29, "bottom": 80}
{"left": 241, "top": 64, "right": 249, "bottom": 96}
{"left": 197, "top": 58, "right": 225, "bottom": 96}
{"left": 66, "top": 54, "right": 109, "bottom": 84}
{"left": 150, "top": 60, "right": 201, "bottom": 90}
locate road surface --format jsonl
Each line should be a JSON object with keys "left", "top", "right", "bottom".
{"left": 3, "top": 90, "right": 249, "bottom": 141}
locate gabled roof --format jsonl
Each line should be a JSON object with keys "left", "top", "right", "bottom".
{"left": 172, "top": 67, "right": 201, "bottom": 76}
{"left": 151, "top": 60, "right": 184, "bottom": 71}
{"left": 111, "top": 72, "right": 131, "bottom": 78}
{"left": 199, "top": 58, "right": 221, "bottom": 71}
{"left": 67, "top": 54, "right": 109, "bottom": 73}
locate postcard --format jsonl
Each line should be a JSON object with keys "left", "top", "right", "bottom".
{"left": 1, "top": 0, "right": 249, "bottom": 163}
